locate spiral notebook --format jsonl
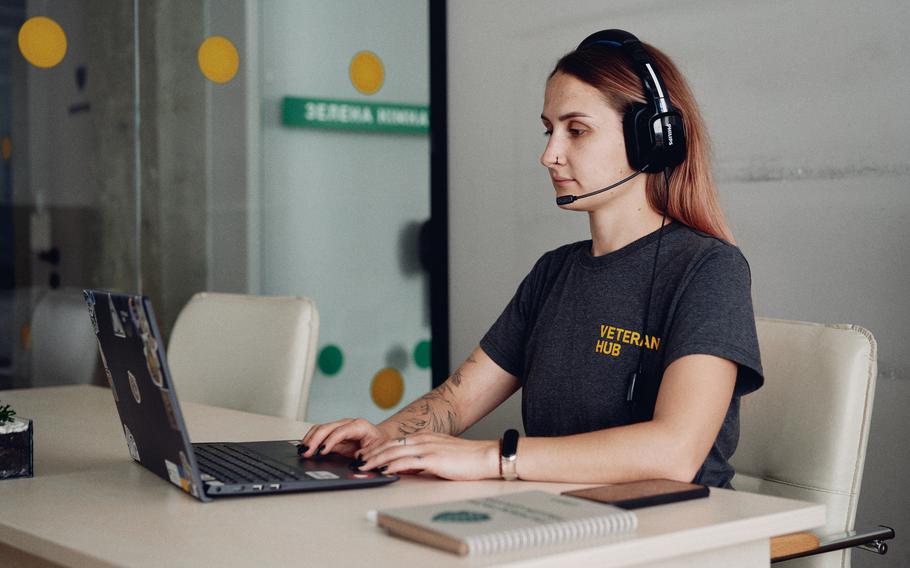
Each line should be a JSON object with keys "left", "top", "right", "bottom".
{"left": 376, "top": 491, "right": 638, "bottom": 556}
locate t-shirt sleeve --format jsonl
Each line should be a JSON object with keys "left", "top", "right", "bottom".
{"left": 662, "top": 246, "right": 764, "bottom": 396}
{"left": 479, "top": 258, "right": 548, "bottom": 381}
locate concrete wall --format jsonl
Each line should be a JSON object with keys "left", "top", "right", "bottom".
{"left": 448, "top": 2, "right": 908, "bottom": 566}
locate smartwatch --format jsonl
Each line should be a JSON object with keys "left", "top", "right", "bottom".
{"left": 499, "top": 428, "right": 520, "bottom": 481}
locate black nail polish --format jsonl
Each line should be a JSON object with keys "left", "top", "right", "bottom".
{"left": 349, "top": 458, "right": 365, "bottom": 470}
{"left": 297, "top": 444, "right": 309, "bottom": 455}
{"left": 375, "top": 465, "right": 388, "bottom": 473}
{"left": 315, "top": 444, "right": 326, "bottom": 456}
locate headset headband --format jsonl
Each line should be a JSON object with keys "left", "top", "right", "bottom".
{"left": 577, "top": 29, "right": 675, "bottom": 115}
{"left": 575, "top": 29, "right": 685, "bottom": 173}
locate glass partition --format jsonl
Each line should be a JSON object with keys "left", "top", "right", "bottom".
{"left": 1, "top": 0, "right": 433, "bottom": 424}
{"left": 0, "top": 0, "right": 139, "bottom": 390}
{"left": 256, "top": 0, "right": 431, "bottom": 422}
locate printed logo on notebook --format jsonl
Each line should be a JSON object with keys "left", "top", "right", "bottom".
{"left": 432, "top": 511, "right": 491, "bottom": 523}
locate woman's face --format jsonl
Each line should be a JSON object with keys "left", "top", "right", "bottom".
{"left": 540, "top": 72, "right": 633, "bottom": 208}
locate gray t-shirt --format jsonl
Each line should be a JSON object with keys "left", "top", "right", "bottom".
{"left": 479, "top": 221, "right": 763, "bottom": 488}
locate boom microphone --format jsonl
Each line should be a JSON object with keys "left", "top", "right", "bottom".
{"left": 555, "top": 168, "right": 646, "bottom": 206}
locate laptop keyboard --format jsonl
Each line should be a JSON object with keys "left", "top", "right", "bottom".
{"left": 193, "top": 443, "right": 302, "bottom": 484}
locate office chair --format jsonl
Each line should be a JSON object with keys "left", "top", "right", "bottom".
{"left": 167, "top": 292, "right": 319, "bottom": 421}
{"left": 732, "top": 317, "right": 894, "bottom": 567}
{"left": 29, "top": 289, "right": 100, "bottom": 388}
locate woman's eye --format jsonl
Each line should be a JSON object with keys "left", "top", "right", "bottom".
{"left": 543, "top": 130, "right": 552, "bottom": 137}
{"left": 569, "top": 128, "right": 585, "bottom": 137}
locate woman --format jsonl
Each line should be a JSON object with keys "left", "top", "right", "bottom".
{"left": 301, "top": 30, "right": 762, "bottom": 489}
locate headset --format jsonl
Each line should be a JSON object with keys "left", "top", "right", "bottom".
{"left": 571, "top": 29, "right": 685, "bottom": 419}
{"left": 577, "top": 29, "right": 686, "bottom": 173}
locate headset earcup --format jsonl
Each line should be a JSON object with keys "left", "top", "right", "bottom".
{"left": 657, "top": 111, "right": 687, "bottom": 170}
{"left": 623, "top": 103, "right": 651, "bottom": 171}
{"left": 625, "top": 106, "right": 687, "bottom": 172}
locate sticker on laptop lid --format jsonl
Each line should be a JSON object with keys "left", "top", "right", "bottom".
{"left": 128, "top": 370, "right": 141, "bottom": 404}
{"left": 160, "top": 388, "right": 179, "bottom": 431}
{"left": 127, "top": 296, "right": 143, "bottom": 328}
{"left": 85, "top": 290, "right": 98, "bottom": 334}
{"left": 99, "top": 339, "right": 119, "bottom": 402}
{"left": 305, "top": 471, "right": 340, "bottom": 480}
{"left": 179, "top": 451, "right": 191, "bottom": 474}
{"left": 142, "top": 332, "right": 164, "bottom": 388}
{"left": 107, "top": 294, "right": 127, "bottom": 338}
{"left": 165, "top": 459, "right": 181, "bottom": 486}
{"left": 178, "top": 452, "right": 194, "bottom": 494}
{"left": 123, "top": 424, "right": 140, "bottom": 462}
{"left": 106, "top": 367, "right": 119, "bottom": 402}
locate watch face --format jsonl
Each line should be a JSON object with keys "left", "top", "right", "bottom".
{"left": 501, "top": 429, "right": 519, "bottom": 457}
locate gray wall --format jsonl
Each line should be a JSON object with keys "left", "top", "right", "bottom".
{"left": 448, "top": 2, "right": 908, "bottom": 566}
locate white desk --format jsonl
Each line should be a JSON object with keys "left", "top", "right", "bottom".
{"left": 0, "top": 386, "right": 824, "bottom": 567}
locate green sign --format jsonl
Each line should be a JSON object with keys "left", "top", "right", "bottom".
{"left": 282, "top": 96, "right": 429, "bottom": 135}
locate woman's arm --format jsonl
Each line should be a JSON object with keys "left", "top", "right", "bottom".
{"left": 377, "top": 346, "right": 521, "bottom": 439}
{"left": 304, "top": 346, "right": 519, "bottom": 459}
{"left": 515, "top": 354, "right": 736, "bottom": 483}
{"left": 359, "top": 353, "right": 735, "bottom": 482}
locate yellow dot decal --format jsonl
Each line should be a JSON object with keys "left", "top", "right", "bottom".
{"left": 349, "top": 51, "right": 384, "bottom": 95}
{"left": 1, "top": 137, "right": 11, "bottom": 161}
{"left": 197, "top": 36, "right": 239, "bottom": 84}
{"left": 18, "top": 16, "right": 67, "bottom": 69}
{"left": 371, "top": 367, "right": 404, "bottom": 409}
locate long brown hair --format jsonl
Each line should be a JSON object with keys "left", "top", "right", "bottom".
{"left": 551, "top": 41, "right": 734, "bottom": 243}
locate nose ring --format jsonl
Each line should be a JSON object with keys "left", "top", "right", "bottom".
{"left": 555, "top": 156, "right": 560, "bottom": 165}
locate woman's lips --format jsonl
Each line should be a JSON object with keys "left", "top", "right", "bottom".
{"left": 552, "top": 178, "right": 575, "bottom": 186}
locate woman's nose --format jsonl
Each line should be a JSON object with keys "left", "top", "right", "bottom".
{"left": 540, "top": 138, "right": 562, "bottom": 168}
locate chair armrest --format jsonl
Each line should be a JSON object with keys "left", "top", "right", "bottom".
{"left": 771, "top": 532, "right": 820, "bottom": 560}
{"left": 771, "top": 525, "right": 895, "bottom": 563}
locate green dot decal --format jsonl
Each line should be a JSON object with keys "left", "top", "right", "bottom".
{"left": 413, "top": 340, "right": 431, "bottom": 369}
{"left": 318, "top": 345, "right": 344, "bottom": 376}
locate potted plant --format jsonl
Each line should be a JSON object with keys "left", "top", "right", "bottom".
{"left": 0, "top": 400, "right": 33, "bottom": 479}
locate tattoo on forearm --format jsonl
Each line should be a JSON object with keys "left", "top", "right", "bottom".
{"left": 394, "top": 356, "right": 477, "bottom": 436}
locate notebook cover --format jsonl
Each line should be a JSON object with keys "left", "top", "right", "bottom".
{"left": 376, "top": 490, "right": 637, "bottom": 555}
{"left": 562, "top": 479, "right": 709, "bottom": 510}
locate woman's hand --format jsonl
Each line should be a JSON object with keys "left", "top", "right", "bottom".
{"left": 358, "top": 433, "right": 500, "bottom": 481}
{"left": 300, "top": 418, "right": 390, "bottom": 459}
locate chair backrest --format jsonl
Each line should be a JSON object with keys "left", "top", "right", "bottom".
{"left": 166, "top": 292, "right": 319, "bottom": 421}
{"left": 30, "top": 289, "right": 99, "bottom": 388}
{"left": 732, "top": 317, "right": 877, "bottom": 568}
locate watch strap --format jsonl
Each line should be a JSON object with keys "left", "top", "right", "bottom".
{"left": 500, "top": 428, "right": 520, "bottom": 481}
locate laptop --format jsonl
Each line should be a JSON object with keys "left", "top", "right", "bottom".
{"left": 83, "top": 289, "right": 398, "bottom": 502}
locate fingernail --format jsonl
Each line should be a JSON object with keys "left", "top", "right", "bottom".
{"left": 315, "top": 444, "right": 325, "bottom": 456}
{"left": 297, "top": 444, "right": 309, "bottom": 455}
{"left": 350, "top": 458, "right": 365, "bottom": 470}
{"left": 375, "top": 465, "right": 388, "bottom": 473}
